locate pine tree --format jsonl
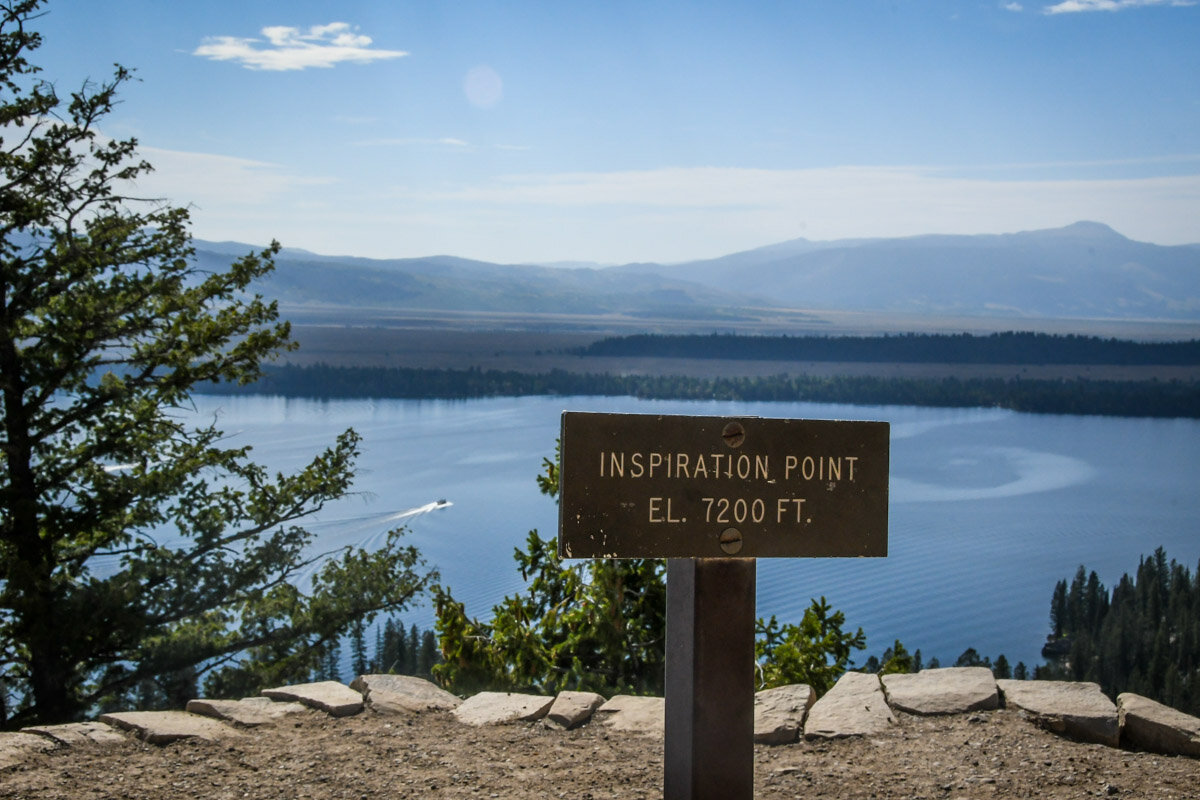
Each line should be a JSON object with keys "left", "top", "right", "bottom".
{"left": 315, "top": 638, "right": 342, "bottom": 683}
{"left": 1038, "top": 549, "right": 1200, "bottom": 715}
{"left": 993, "top": 654, "right": 1012, "bottom": 679}
{"left": 406, "top": 624, "right": 420, "bottom": 675}
{"left": 350, "top": 618, "right": 369, "bottom": 679}
{"left": 419, "top": 630, "right": 439, "bottom": 677}
{"left": 1050, "top": 579, "right": 1068, "bottom": 638}
{"left": 0, "top": 2, "right": 434, "bottom": 725}
{"left": 954, "top": 648, "right": 988, "bottom": 668}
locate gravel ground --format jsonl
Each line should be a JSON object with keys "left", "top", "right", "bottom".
{"left": 3, "top": 707, "right": 1198, "bottom": 800}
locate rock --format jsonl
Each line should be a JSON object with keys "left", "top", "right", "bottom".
{"left": 452, "top": 692, "right": 554, "bottom": 726}
{"left": 186, "top": 696, "right": 309, "bottom": 727}
{"left": 350, "top": 674, "right": 462, "bottom": 714}
{"left": 997, "top": 680, "right": 1118, "bottom": 747}
{"left": 98, "top": 711, "right": 244, "bottom": 745}
{"left": 594, "top": 695, "right": 665, "bottom": 735}
{"left": 754, "top": 684, "right": 815, "bottom": 744}
{"left": 1117, "top": 692, "right": 1200, "bottom": 757}
{"left": 882, "top": 667, "right": 999, "bottom": 715}
{"left": 0, "top": 732, "right": 54, "bottom": 769}
{"left": 261, "top": 680, "right": 364, "bottom": 718}
{"left": 804, "top": 672, "right": 896, "bottom": 739}
{"left": 543, "top": 691, "right": 605, "bottom": 730}
{"left": 21, "top": 721, "right": 128, "bottom": 746}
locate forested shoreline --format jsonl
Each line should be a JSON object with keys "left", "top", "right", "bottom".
{"left": 200, "top": 362, "right": 1200, "bottom": 418}
{"left": 573, "top": 331, "right": 1200, "bottom": 365}
{"left": 1038, "top": 549, "right": 1200, "bottom": 716}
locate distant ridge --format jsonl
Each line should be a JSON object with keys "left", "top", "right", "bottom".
{"left": 194, "top": 222, "right": 1200, "bottom": 322}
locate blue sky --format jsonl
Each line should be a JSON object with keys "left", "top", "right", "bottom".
{"left": 29, "top": 0, "right": 1200, "bottom": 263}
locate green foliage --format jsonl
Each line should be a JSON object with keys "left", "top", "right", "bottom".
{"left": 1039, "top": 547, "right": 1200, "bottom": 715}
{"left": 993, "top": 654, "right": 1012, "bottom": 680}
{"left": 0, "top": 3, "right": 434, "bottom": 726}
{"left": 878, "top": 640, "right": 914, "bottom": 676}
{"left": 434, "top": 444, "right": 667, "bottom": 696}
{"left": 434, "top": 532, "right": 667, "bottom": 696}
{"left": 954, "top": 647, "right": 989, "bottom": 669}
{"left": 754, "top": 598, "right": 866, "bottom": 695}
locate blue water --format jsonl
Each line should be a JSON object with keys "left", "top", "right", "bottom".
{"left": 191, "top": 394, "right": 1200, "bottom": 671}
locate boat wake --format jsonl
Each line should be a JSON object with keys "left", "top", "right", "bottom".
{"left": 377, "top": 499, "right": 454, "bottom": 523}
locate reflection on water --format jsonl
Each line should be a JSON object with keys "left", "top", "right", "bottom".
{"left": 893, "top": 447, "right": 1095, "bottom": 502}
{"left": 182, "top": 394, "right": 1200, "bottom": 670}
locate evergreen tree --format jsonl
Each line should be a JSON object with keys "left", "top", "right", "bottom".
{"left": 878, "top": 640, "right": 913, "bottom": 675}
{"left": 755, "top": 599, "right": 866, "bottom": 694}
{"left": 954, "top": 648, "right": 988, "bottom": 668}
{"left": 418, "top": 630, "right": 439, "bottom": 677}
{"left": 350, "top": 618, "right": 369, "bottom": 679}
{"left": 1037, "top": 548, "right": 1200, "bottom": 715}
{"left": 0, "top": 2, "right": 434, "bottom": 725}
{"left": 315, "top": 638, "right": 341, "bottom": 683}
{"left": 376, "top": 618, "right": 405, "bottom": 674}
{"left": 406, "top": 624, "right": 420, "bottom": 675}
{"left": 993, "top": 654, "right": 1012, "bottom": 679}
{"left": 1050, "top": 579, "right": 1068, "bottom": 638}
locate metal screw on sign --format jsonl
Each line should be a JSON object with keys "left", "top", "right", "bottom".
{"left": 719, "top": 527, "right": 742, "bottom": 555}
{"left": 721, "top": 421, "right": 745, "bottom": 448}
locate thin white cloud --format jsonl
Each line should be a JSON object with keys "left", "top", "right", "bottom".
{"left": 1004, "top": 2, "right": 1024, "bottom": 11}
{"left": 193, "top": 22, "right": 407, "bottom": 71}
{"left": 398, "top": 165, "right": 1200, "bottom": 261}
{"left": 112, "top": 143, "right": 1200, "bottom": 262}
{"left": 1043, "top": 0, "right": 1195, "bottom": 13}
{"left": 133, "top": 145, "right": 333, "bottom": 207}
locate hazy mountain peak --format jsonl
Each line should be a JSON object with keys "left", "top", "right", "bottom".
{"left": 193, "top": 221, "right": 1199, "bottom": 322}
{"left": 1038, "top": 220, "right": 1125, "bottom": 240}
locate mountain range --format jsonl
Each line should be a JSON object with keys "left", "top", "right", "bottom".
{"left": 195, "top": 221, "right": 1200, "bottom": 323}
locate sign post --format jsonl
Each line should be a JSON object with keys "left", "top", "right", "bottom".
{"left": 664, "top": 557, "right": 756, "bottom": 799}
{"left": 559, "top": 411, "right": 889, "bottom": 800}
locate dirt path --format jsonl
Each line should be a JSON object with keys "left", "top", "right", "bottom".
{"left": 4, "top": 708, "right": 1198, "bottom": 799}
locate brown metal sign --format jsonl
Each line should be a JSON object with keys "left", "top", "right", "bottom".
{"left": 558, "top": 411, "right": 889, "bottom": 559}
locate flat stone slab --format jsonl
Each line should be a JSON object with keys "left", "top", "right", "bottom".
{"left": 350, "top": 674, "right": 461, "bottom": 714}
{"left": 0, "top": 732, "right": 55, "bottom": 770}
{"left": 98, "top": 711, "right": 244, "bottom": 744}
{"left": 755, "top": 684, "right": 815, "bottom": 744}
{"left": 804, "top": 672, "right": 896, "bottom": 739}
{"left": 543, "top": 691, "right": 605, "bottom": 730}
{"left": 261, "top": 680, "right": 364, "bottom": 718}
{"left": 882, "top": 667, "right": 999, "bottom": 716}
{"left": 1118, "top": 692, "right": 1200, "bottom": 758}
{"left": 452, "top": 692, "right": 554, "bottom": 726}
{"left": 186, "top": 696, "right": 309, "bottom": 727}
{"left": 594, "top": 695, "right": 664, "bottom": 735}
{"left": 997, "top": 680, "right": 1118, "bottom": 747}
{"left": 22, "top": 721, "right": 128, "bottom": 746}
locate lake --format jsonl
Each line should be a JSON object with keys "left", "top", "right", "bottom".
{"left": 191, "top": 394, "right": 1200, "bottom": 671}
